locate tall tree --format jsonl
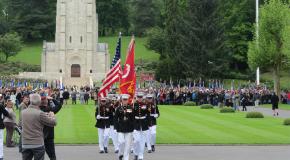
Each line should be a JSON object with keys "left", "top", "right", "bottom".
{"left": 248, "top": 0, "right": 290, "bottom": 98}
{"left": 0, "top": 32, "right": 22, "bottom": 61}
{"left": 154, "top": 0, "right": 185, "bottom": 81}
{"left": 131, "top": 0, "right": 158, "bottom": 36}
{"left": 97, "top": 0, "right": 130, "bottom": 36}
{"left": 178, "top": 0, "right": 228, "bottom": 79}
{"left": 220, "top": 0, "right": 255, "bottom": 73}
{"left": 5, "top": 0, "right": 56, "bottom": 41}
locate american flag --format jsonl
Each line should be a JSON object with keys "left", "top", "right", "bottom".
{"left": 98, "top": 35, "right": 122, "bottom": 97}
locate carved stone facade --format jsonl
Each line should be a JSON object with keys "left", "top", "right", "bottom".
{"left": 18, "top": 0, "right": 109, "bottom": 87}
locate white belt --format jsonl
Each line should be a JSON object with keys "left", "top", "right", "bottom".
{"left": 135, "top": 116, "right": 146, "bottom": 120}
{"left": 100, "top": 117, "right": 109, "bottom": 119}
{"left": 150, "top": 114, "right": 156, "bottom": 117}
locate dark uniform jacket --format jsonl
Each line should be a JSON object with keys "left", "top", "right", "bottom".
{"left": 115, "top": 104, "right": 134, "bottom": 133}
{"left": 109, "top": 102, "right": 115, "bottom": 126}
{"left": 147, "top": 102, "right": 160, "bottom": 126}
{"left": 40, "top": 99, "right": 62, "bottom": 139}
{"left": 133, "top": 101, "right": 150, "bottom": 131}
{"left": 95, "top": 103, "right": 111, "bottom": 129}
{"left": 0, "top": 104, "right": 10, "bottom": 129}
{"left": 271, "top": 94, "right": 279, "bottom": 107}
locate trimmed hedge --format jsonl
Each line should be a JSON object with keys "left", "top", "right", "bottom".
{"left": 183, "top": 101, "right": 196, "bottom": 106}
{"left": 283, "top": 118, "right": 290, "bottom": 125}
{"left": 220, "top": 107, "right": 235, "bottom": 113}
{"left": 246, "top": 112, "right": 264, "bottom": 118}
{"left": 200, "top": 104, "right": 214, "bottom": 109}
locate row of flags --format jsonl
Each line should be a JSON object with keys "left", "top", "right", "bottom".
{"left": 0, "top": 79, "right": 64, "bottom": 90}
{"left": 98, "top": 34, "right": 136, "bottom": 101}
{"left": 0, "top": 79, "right": 48, "bottom": 88}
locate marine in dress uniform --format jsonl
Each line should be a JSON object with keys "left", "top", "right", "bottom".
{"left": 133, "top": 93, "right": 150, "bottom": 160}
{"left": 107, "top": 95, "right": 119, "bottom": 153}
{"left": 146, "top": 94, "right": 160, "bottom": 152}
{"left": 95, "top": 97, "right": 111, "bottom": 153}
{"left": 115, "top": 94, "right": 134, "bottom": 160}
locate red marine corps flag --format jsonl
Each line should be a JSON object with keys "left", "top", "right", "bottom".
{"left": 119, "top": 37, "right": 136, "bottom": 103}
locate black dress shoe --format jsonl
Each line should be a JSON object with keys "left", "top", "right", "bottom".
{"left": 115, "top": 150, "right": 119, "bottom": 154}
{"left": 152, "top": 145, "right": 155, "bottom": 152}
{"left": 134, "top": 155, "right": 138, "bottom": 160}
{"left": 119, "top": 155, "right": 123, "bottom": 160}
{"left": 99, "top": 150, "right": 105, "bottom": 154}
{"left": 148, "top": 150, "right": 152, "bottom": 153}
{"left": 104, "top": 147, "right": 108, "bottom": 153}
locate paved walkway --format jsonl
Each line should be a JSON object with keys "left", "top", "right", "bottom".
{"left": 247, "top": 106, "right": 290, "bottom": 118}
{"left": 4, "top": 145, "right": 290, "bottom": 160}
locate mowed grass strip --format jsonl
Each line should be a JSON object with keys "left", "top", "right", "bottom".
{"left": 260, "top": 104, "right": 290, "bottom": 111}
{"left": 53, "top": 103, "right": 290, "bottom": 144}
{"left": 158, "top": 106, "right": 289, "bottom": 144}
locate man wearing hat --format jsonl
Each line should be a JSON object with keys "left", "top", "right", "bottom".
{"left": 95, "top": 97, "right": 111, "bottom": 153}
{"left": 115, "top": 94, "right": 134, "bottom": 160}
{"left": 145, "top": 94, "right": 160, "bottom": 152}
{"left": 133, "top": 92, "right": 150, "bottom": 160}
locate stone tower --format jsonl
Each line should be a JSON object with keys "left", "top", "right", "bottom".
{"left": 37, "top": 0, "right": 110, "bottom": 87}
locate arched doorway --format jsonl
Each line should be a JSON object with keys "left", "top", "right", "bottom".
{"left": 71, "top": 64, "right": 81, "bottom": 77}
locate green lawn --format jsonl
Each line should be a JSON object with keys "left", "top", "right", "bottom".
{"left": 7, "top": 36, "right": 159, "bottom": 65}
{"left": 99, "top": 36, "right": 159, "bottom": 63}
{"left": 260, "top": 104, "right": 290, "bottom": 110}
{"left": 9, "top": 41, "right": 43, "bottom": 65}
{"left": 52, "top": 102, "right": 290, "bottom": 144}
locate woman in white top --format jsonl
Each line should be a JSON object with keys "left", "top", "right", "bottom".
{"left": 4, "top": 100, "right": 16, "bottom": 147}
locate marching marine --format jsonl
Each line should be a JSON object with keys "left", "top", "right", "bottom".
{"left": 133, "top": 92, "right": 150, "bottom": 160}
{"left": 95, "top": 97, "right": 111, "bottom": 153}
{"left": 115, "top": 94, "right": 134, "bottom": 160}
{"left": 146, "top": 94, "right": 160, "bottom": 152}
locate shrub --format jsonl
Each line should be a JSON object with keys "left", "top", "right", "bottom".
{"left": 200, "top": 104, "right": 214, "bottom": 109}
{"left": 246, "top": 112, "right": 264, "bottom": 118}
{"left": 183, "top": 101, "right": 196, "bottom": 106}
{"left": 283, "top": 118, "right": 290, "bottom": 125}
{"left": 220, "top": 107, "right": 235, "bottom": 113}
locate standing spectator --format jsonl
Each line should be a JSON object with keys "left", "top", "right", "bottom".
{"left": 271, "top": 92, "right": 279, "bottom": 116}
{"left": 0, "top": 94, "right": 4, "bottom": 106}
{"left": 0, "top": 102, "right": 10, "bottom": 160}
{"left": 16, "top": 89, "right": 22, "bottom": 110}
{"left": 40, "top": 96, "right": 62, "bottom": 160}
{"left": 287, "top": 91, "right": 290, "bottom": 105}
{"left": 241, "top": 94, "right": 248, "bottom": 111}
{"left": 18, "top": 95, "right": 29, "bottom": 153}
{"left": 79, "top": 89, "right": 85, "bottom": 104}
{"left": 59, "top": 89, "right": 64, "bottom": 105}
{"left": 21, "top": 94, "right": 57, "bottom": 160}
{"left": 84, "top": 91, "right": 90, "bottom": 105}
{"left": 4, "top": 99, "right": 17, "bottom": 147}
{"left": 169, "top": 89, "right": 174, "bottom": 105}
{"left": 62, "top": 89, "right": 70, "bottom": 105}
{"left": 71, "top": 90, "right": 77, "bottom": 105}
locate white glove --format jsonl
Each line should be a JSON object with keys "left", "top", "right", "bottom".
{"left": 154, "top": 114, "right": 158, "bottom": 118}
{"left": 96, "top": 115, "right": 101, "bottom": 120}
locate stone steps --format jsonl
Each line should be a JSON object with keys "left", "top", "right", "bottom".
{"left": 63, "top": 77, "right": 90, "bottom": 88}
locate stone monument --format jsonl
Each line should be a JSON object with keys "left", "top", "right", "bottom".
{"left": 18, "top": 0, "right": 110, "bottom": 87}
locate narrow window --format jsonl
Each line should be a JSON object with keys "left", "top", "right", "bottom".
{"left": 80, "top": 36, "right": 83, "bottom": 43}
{"left": 69, "top": 36, "right": 72, "bottom": 43}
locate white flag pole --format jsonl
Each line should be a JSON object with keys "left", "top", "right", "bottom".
{"left": 256, "top": 0, "right": 260, "bottom": 86}
{"left": 256, "top": 67, "right": 260, "bottom": 86}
